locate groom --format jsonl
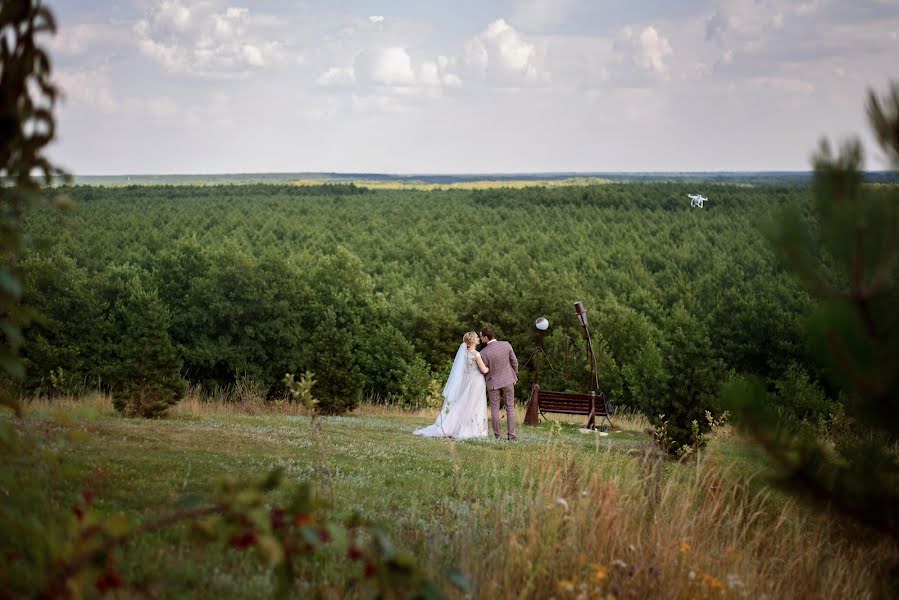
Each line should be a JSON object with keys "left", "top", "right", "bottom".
{"left": 479, "top": 327, "right": 518, "bottom": 440}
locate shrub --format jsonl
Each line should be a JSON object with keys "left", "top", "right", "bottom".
{"left": 772, "top": 362, "right": 836, "bottom": 429}
{"left": 396, "top": 356, "right": 442, "bottom": 409}
{"left": 643, "top": 304, "right": 725, "bottom": 454}
{"left": 105, "top": 273, "right": 185, "bottom": 417}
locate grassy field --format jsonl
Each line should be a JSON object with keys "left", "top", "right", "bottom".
{"left": 2, "top": 396, "right": 893, "bottom": 598}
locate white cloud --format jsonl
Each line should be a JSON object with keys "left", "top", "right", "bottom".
{"left": 706, "top": 1, "right": 785, "bottom": 43}
{"left": 138, "top": 37, "right": 186, "bottom": 72}
{"left": 242, "top": 44, "right": 265, "bottom": 67}
{"left": 443, "top": 73, "right": 463, "bottom": 87}
{"left": 318, "top": 66, "right": 356, "bottom": 86}
{"left": 314, "top": 28, "right": 464, "bottom": 107}
{"left": 365, "top": 46, "right": 417, "bottom": 85}
{"left": 369, "top": 16, "right": 384, "bottom": 24}
{"left": 213, "top": 7, "right": 249, "bottom": 39}
{"left": 464, "top": 19, "right": 541, "bottom": 82}
{"left": 615, "top": 26, "right": 673, "bottom": 74}
{"left": 134, "top": 2, "right": 285, "bottom": 76}
{"left": 156, "top": 1, "right": 191, "bottom": 30}
{"left": 419, "top": 61, "right": 441, "bottom": 86}
{"left": 636, "top": 27, "right": 673, "bottom": 73}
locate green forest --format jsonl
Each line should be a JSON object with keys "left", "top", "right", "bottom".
{"left": 19, "top": 181, "right": 841, "bottom": 439}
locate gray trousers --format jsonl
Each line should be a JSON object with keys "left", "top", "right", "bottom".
{"left": 488, "top": 385, "right": 517, "bottom": 440}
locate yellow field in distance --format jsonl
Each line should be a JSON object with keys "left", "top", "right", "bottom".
{"left": 289, "top": 177, "right": 614, "bottom": 190}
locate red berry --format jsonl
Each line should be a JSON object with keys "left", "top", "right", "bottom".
{"left": 364, "top": 562, "right": 376, "bottom": 578}
{"left": 270, "top": 508, "right": 286, "bottom": 530}
{"left": 95, "top": 570, "right": 124, "bottom": 592}
{"left": 228, "top": 532, "right": 257, "bottom": 549}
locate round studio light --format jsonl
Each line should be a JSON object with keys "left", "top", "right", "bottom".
{"left": 535, "top": 317, "right": 549, "bottom": 331}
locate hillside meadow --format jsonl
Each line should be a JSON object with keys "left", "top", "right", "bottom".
{"left": 3, "top": 395, "right": 892, "bottom": 599}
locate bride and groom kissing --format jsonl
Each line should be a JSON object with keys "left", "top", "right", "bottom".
{"left": 414, "top": 328, "right": 519, "bottom": 441}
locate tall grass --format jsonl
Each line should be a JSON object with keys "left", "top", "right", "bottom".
{"left": 438, "top": 438, "right": 893, "bottom": 599}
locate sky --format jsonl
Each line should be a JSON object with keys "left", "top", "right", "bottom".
{"left": 47, "top": 0, "right": 899, "bottom": 174}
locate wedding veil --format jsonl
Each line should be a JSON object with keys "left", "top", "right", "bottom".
{"left": 442, "top": 343, "right": 468, "bottom": 405}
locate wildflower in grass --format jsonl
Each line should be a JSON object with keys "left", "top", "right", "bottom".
{"left": 593, "top": 564, "right": 608, "bottom": 583}
{"left": 556, "top": 498, "right": 570, "bottom": 511}
{"left": 726, "top": 574, "right": 745, "bottom": 590}
{"left": 558, "top": 579, "right": 575, "bottom": 593}
{"left": 680, "top": 540, "right": 690, "bottom": 554}
{"left": 701, "top": 572, "right": 725, "bottom": 594}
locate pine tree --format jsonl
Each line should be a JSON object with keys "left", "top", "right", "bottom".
{"left": 726, "top": 82, "right": 899, "bottom": 593}
{"left": 646, "top": 303, "right": 724, "bottom": 454}
{"left": 107, "top": 277, "right": 185, "bottom": 418}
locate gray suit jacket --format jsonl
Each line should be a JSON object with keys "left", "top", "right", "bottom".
{"left": 480, "top": 340, "right": 519, "bottom": 391}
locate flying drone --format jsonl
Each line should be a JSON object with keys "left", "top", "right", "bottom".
{"left": 687, "top": 194, "right": 708, "bottom": 208}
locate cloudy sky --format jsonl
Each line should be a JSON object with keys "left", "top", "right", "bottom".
{"left": 48, "top": 0, "right": 899, "bottom": 174}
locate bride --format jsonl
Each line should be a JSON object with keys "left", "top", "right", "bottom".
{"left": 414, "top": 331, "right": 489, "bottom": 440}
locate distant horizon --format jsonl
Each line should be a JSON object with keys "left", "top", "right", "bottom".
{"left": 76, "top": 169, "right": 828, "bottom": 177}
{"left": 62, "top": 170, "right": 899, "bottom": 188}
{"left": 68, "top": 168, "right": 899, "bottom": 178}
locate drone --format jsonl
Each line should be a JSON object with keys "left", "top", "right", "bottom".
{"left": 687, "top": 194, "right": 709, "bottom": 208}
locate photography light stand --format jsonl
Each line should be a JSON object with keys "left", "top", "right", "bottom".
{"left": 524, "top": 316, "right": 549, "bottom": 426}
{"left": 574, "top": 301, "right": 601, "bottom": 430}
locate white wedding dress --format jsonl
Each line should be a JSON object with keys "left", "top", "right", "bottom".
{"left": 414, "top": 344, "right": 488, "bottom": 440}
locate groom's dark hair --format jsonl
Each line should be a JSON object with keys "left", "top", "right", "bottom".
{"left": 480, "top": 327, "right": 495, "bottom": 340}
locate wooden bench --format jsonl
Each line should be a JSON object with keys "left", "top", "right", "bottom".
{"left": 524, "top": 385, "right": 612, "bottom": 430}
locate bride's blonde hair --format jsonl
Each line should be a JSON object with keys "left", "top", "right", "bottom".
{"left": 463, "top": 331, "right": 479, "bottom": 347}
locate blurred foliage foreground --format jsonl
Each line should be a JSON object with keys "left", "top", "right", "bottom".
{"left": 726, "top": 82, "right": 899, "bottom": 589}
